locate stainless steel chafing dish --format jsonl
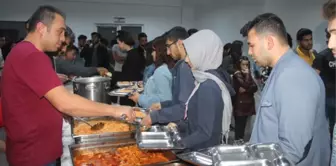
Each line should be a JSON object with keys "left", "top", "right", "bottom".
{"left": 69, "top": 139, "right": 184, "bottom": 166}
{"left": 70, "top": 116, "right": 136, "bottom": 144}
{"left": 177, "top": 143, "right": 295, "bottom": 166}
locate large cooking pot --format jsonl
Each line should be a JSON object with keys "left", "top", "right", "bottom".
{"left": 73, "top": 76, "right": 111, "bottom": 104}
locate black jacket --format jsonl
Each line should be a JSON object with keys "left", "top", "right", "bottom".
{"left": 81, "top": 44, "right": 109, "bottom": 69}
{"left": 120, "top": 48, "right": 146, "bottom": 81}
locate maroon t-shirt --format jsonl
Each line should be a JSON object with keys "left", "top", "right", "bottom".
{"left": 1, "top": 41, "right": 63, "bottom": 166}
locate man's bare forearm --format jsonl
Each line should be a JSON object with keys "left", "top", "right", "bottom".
{"left": 45, "top": 86, "right": 123, "bottom": 117}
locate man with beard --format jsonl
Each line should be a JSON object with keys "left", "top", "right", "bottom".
{"left": 247, "top": 13, "right": 330, "bottom": 165}
{"left": 81, "top": 32, "right": 109, "bottom": 69}
{"left": 1, "top": 6, "right": 134, "bottom": 166}
{"left": 141, "top": 26, "right": 195, "bottom": 127}
{"left": 295, "top": 28, "right": 318, "bottom": 66}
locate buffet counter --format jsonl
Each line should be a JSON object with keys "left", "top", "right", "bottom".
{"left": 62, "top": 116, "right": 188, "bottom": 166}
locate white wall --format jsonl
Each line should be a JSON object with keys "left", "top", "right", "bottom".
{"left": 194, "top": 0, "right": 328, "bottom": 52}
{"left": 0, "top": 0, "right": 195, "bottom": 40}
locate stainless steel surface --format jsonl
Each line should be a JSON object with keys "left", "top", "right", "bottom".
{"left": 69, "top": 139, "right": 179, "bottom": 166}
{"left": 160, "top": 163, "right": 190, "bottom": 166}
{"left": 147, "top": 125, "right": 168, "bottom": 132}
{"left": 116, "top": 81, "right": 134, "bottom": 87}
{"left": 214, "top": 159, "right": 272, "bottom": 166}
{"left": 136, "top": 125, "right": 185, "bottom": 150}
{"left": 73, "top": 76, "right": 111, "bottom": 103}
{"left": 108, "top": 88, "right": 132, "bottom": 96}
{"left": 250, "top": 143, "right": 283, "bottom": 161}
{"left": 212, "top": 145, "right": 254, "bottom": 162}
{"left": 138, "top": 139, "right": 174, "bottom": 149}
{"left": 178, "top": 143, "right": 294, "bottom": 166}
{"left": 140, "top": 132, "right": 170, "bottom": 139}
{"left": 177, "top": 152, "right": 213, "bottom": 166}
{"left": 70, "top": 117, "right": 136, "bottom": 144}
{"left": 272, "top": 156, "right": 295, "bottom": 166}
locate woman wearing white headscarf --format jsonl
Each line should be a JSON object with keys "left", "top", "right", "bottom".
{"left": 178, "top": 29, "right": 235, "bottom": 150}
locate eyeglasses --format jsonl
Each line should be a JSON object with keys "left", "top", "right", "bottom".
{"left": 165, "top": 40, "right": 177, "bottom": 49}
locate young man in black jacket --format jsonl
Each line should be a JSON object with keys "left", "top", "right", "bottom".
{"left": 81, "top": 32, "right": 109, "bottom": 69}
{"left": 118, "top": 31, "right": 146, "bottom": 81}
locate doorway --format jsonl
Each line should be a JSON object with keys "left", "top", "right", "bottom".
{"left": 96, "top": 24, "right": 143, "bottom": 47}
{"left": 97, "top": 25, "right": 118, "bottom": 47}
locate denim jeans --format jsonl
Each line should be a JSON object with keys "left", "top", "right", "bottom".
{"left": 328, "top": 97, "right": 336, "bottom": 166}
{"left": 45, "top": 161, "right": 56, "bottom": 166}
{"left": 326, "top": 97, "right": 336, "bottom": 134}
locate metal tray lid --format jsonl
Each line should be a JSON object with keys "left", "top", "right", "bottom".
{"left": 177, "top": 151, "right": 213, "bottom": 166}
{"left": 73, "top": 76, "right": 111, "bottom": 83}
{"left": 214, "top": 159, "right": 272, "bottom": 166}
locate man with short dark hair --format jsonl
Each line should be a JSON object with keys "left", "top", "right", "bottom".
{"left": 77, "top": 34, "right": 87, "bottom": 52}
{"left": 313, "top": 29, "right": 335, "bottom": 137}
{"left": 55, "top": 45, "right": 108, "bottom": 77}
{"left": 295, "top": 28, "right": 317, "bottom": 66}
{"left": 220, "top": 43, "right": 235, "bottom": 74}
{"left": 1, "top": 6, "right": 134, "bottom": 166}
{"left": 138, "top": 32, "right": 147, "bottom": 48}
{"left": 320, "top": 0, "right": 336, "bottom": 164}
{"left": 247, "top": 13, "right": 330, "bottom": 165}
{"left": 138, "top": 32, "right": 153, "bottom": 66}
{"left": 187, "top": 28, "right": 198, "bottom": 36}
{"left": 141, "top": 26, "right": 195, "bottom": 127}
{"left": 118, "top": 31, "right": 146, "bottom": 81}
{"left": 81, "top": 32, "right": 109, "bottom": 69}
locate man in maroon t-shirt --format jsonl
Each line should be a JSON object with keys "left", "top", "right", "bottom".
{"left": 1, "top": 6, "right": 135, "bottom": 166}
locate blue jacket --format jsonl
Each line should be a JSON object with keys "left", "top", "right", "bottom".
{"left": 143, "top": 64, "right": 155, "bottom": 85}
{"left": 150, "top": 60, "right": 195, "bottom": 124}
{"left": 250, "top": 50, "right": 330, "bottom": 166}
{"left": 138, "top": 64, "right": 172, "bottom": 108}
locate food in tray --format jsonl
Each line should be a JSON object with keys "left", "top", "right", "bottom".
{"left": 116, "top": 88, "right": 134, "bottom": 93}
{"left": 73, "top": 145, "right": 170, "bottom": 166}
{"left": 133, "top": 107, "right": 147, "bottom": 118}
{"left": 135, "top": 111, "right": 146, "bottom": 118}
{"left": 74, "top": 120, "right": 132, "bottom": 135}
{"left": 118, "top": 81, "right": 133, "bottom": 86}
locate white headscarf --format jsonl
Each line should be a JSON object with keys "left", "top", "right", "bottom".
{"left": 183, "top": 29, "right": 232, "bottom": 143}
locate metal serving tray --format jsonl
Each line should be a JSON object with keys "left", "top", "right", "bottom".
{"left": 250, "top": 143, "right": 283, "bottom": 161}
{"left": 70, "top": 117, "right": 136, "bottom": 144}
{"left": 116, "top": 81, "right": 134, "bottom": 88}
{"left": 108, "top": 88, "right": 135, "bottom": 96}
{"left": 109, "top": 87, "right": 144, "bottom": 97}
{"left": 177, "top": 152, "right": 213, "bottom": 166}
{"left": 136, "top": 125, "right": 185, "bottom": 150}
{"left": 214, "top": 159, "right": 272, "bottom": 166}
{"left": 272, "top": 156, "right": 295, "bottom": 166}
{"left": 212, "top": 145, "right": 254, "bottom": 162}
{"left": 177, "top": 143, "right": 294, "bottom": 166}
{"left": 69, "top": 139, "right": 179, "bottom": 166}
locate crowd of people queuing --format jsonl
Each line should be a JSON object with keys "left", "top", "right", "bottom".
{"left": 0, "top": 0, "right": 335, "bottom": 166}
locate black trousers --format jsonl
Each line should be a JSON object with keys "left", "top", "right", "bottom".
{"left": 234, "top": 116, "right": 249, "bottom": 140}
